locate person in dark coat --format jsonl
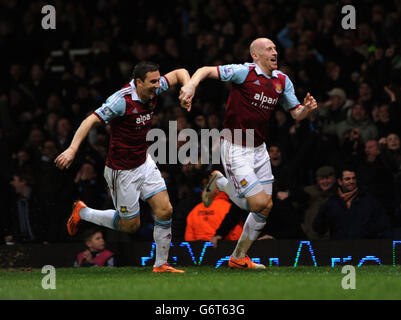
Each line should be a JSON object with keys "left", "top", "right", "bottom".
{"left": 302, "top": 166, "right": 337, "bottom": 240}
{"left": 313, "top": 167, "right": 390, "bottom": 239}
{"left": 4, "top": 170, "right": 48, "bottom": 243}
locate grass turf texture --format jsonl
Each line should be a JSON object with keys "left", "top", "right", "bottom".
{"left": 1, "top": 266, "right": 401, "bottom": 300}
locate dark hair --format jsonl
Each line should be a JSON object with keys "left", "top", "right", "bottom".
{"left": 132, "top": 61, "right": 159, "bottom": 83}
{"left": 83, "top": 227, "right": 103, "bottom": 243}
{"left": 337, "top": 164, "right": 358, "bottom": 179}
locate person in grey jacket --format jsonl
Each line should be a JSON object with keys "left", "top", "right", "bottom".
{"left": 323, "top": 103, "right": 378, "bottom": 144}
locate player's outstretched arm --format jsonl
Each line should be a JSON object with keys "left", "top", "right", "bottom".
{"left": 54, "top": 113, "right": 101, "bottom": 169}
{"left": 163, "top": 68, "right": 191, "bottom": 87}
{"left": 179, "top": 66, "right": 219, "bottom": 109}
{"left": 163, "top": 68, "right": 192, "bottom": 110}
{"left": 290, "top": 92, "right": 318, "bottom": 120}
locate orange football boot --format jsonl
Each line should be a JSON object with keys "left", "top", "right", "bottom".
{"left": 228, "top": 255, "right": 266, "bottom": 270}
{"left": 67, "top": 200, "right": 86, "bottom": 236}
{"left": 153, "top": 263, "right": 185, "bottom": 273}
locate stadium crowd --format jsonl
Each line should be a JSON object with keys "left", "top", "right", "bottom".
{"left": 1, "top": 0, "right": 401, "bottom": 244}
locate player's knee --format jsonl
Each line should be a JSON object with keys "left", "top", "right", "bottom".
{"left": 249, "top": 196, "right": 273, "bottom": 216}
{"left": 261, "top": 197, "right": 273, "bottom": 217}
{"left": 119, "top": 217, "right": 140, "bottom": 234}
{"left": 154, "top": 202, "right": 173, "bottom": 221}
{"left": 249, "top": 198, "right": 268, "bottom": 214}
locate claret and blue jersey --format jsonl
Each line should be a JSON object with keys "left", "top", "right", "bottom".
{"left": 217, "top": 63, "right": 301, "bottom": 147}
{"left": 93, "top": 76, "right": 169, "bottom": 170}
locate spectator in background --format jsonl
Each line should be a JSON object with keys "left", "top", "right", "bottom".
{"left": 357, "top": 82, "right": 376, "bottom": 112}
{"left": 269, "top": 109, "right": 292, "bottom": 152}
{"left": 302, "top": 166, "right": 337, "bottom": 240}
{"left": 46, "top": 93, "right": 64, "bottom": 115}
{"left": 12, "top": 149, "right": 34, "bottom": 172}
{"left": 74, "top": 162, "right": 106, "bottom": 209}
{"left": 324, "top": 103, "right": 378, "bottom": 144}
{"left": 336, "top": 37, "right": 365, "bottom": 82}
{"left": 322, "top": 62, "right": 350, "bottom": 94}
{"left": 380, "top": 133, "right": 401, "bottom": 175}
{"left": 4, "top": 170, "right": 46, "bottom": 244}
{"left": 184, "top": 192, "right": 243, "bottom": 242}
{"left": 316, "top": 88, "right": 353, "bottom": 126}
{"left": 357, "top": 139, "right": 395, "bottom": 215}
{"left": 55, "top": 117, "right": 73, "bottom": 151}
{"left": 313, "top": 167, "right": 390, "bottom": 240}
{"left": 383, "top": 85, "right": 401, "bottom": 137}
{"left": 43, "top": 112, "right": 60, "bottom": 141}
{"left": 339, "top": 128, "right": 365, "bottom": 165}
{"left": 34, "top": 139, "right": 74, "bottom": 242}
{"left": 24, "top": 63, "right": 49, "bottom": 112}
{"left": 25, "top": 128, "right": 45, "bottom": 159}
{"left": 375, "top": 104, "right": 399, "bottom": 139}
{"left": 74, "top": 228, "right": 115, "bottom": 267}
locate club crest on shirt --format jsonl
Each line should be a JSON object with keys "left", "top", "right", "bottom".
{"left": 275, "top": 84, "right": 283, "bottom": 94}
{"left": 120, "top": 206, "right": 127, "bottom": 213}
{"left": 240, "top": 179, "right": 248, "bottom": 187}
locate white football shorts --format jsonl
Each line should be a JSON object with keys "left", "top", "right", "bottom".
{"left": 220, "top": 138, "right": 274, "bottom": 198}
{"left": 104, "top": 154, "right": 167, "bottom": 219}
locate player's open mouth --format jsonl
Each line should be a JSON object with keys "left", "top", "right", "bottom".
{"left": 271, "top": 58, "right": 277, "bottom": 62}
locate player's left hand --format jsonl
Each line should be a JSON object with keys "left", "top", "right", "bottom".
{"left": 303, "top": 92, "right": 318, "bottom": 111}
{"left": 179, "top": 83, "right": 196, "bottom": 111}
{"left": 179, "top": 95, "right": 192, "bottom": 112}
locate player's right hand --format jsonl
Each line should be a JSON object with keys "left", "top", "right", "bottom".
{"left": 54, "top": 147, "right": 76, "bottom": 170}
{"left": 179, "top": 96, "right": 192, "bottom": 111}
{"left": 179, "top": 83, "right": 196, "bottom": 111}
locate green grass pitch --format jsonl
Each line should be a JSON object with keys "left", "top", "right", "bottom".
{"left": 1, "top": 266, "right": 401, "bottom": 300}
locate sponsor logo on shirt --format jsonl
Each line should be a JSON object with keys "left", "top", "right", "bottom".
{"left": 252, "top": 92, "right": 278, "bottom": 109}
{"left": 136, "top": 113, "right": 152, "bottom": 125}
